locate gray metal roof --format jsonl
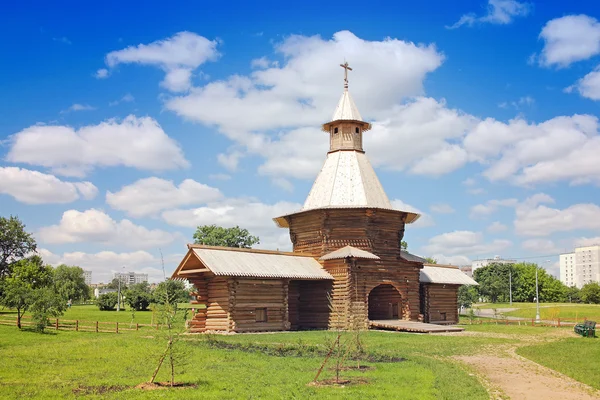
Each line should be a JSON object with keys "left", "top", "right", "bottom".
{"left": 420, "top": 265, "right": 478, "bottom": 285}
{"left": 401, "top": 251, "right": 427, "bottom": 263}
{"left": 189, "top": 248, "right": 333, "bottom": 280}
{"left": 320, "top": 245, "right": 380, "bottom": 261}
{"left": 302, "top": 150, "right": 392, "bottom": 211}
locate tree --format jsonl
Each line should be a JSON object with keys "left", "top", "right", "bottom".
{"left": 580, "top": 282, "right": 600, "bottom": 304}
{"left": 424, "top": 257, "right": 437, "bottom": 264}
{"left": 458, "top": 285, "right": 479, "bottom": 308}
{"left": 153, "top": 280, "right": 190, "bottom": 305}
{"left": 193, "top": 225, "right": 259, "bottom": 248}
{"left": 473, "top": 263, "right": 512, "bottom": 303}
{"left": 106, "top": 278, "right": 122, "bottom": 290}
{"left": 565, "top": 285, "right": 581, "bottom": 303}
{"left": 96, "top": 292, "right": 119, "bottom": 311}
{"left": 0, "top": 256, "right": 53, "bottom": 328}
{"left": 30, "top": 287, "right": 67, "bottom": 332}
{"left": 126, "top": 282, "right": 152, "bottom": 311}
{"left": 0, "top": 215, "right": 37, "bottom": 278}
{"left": 401, "top": 241, "right": 408, "bottom": 250}
{"left": 53, "top": 264, "right": 90, "bottom": 302}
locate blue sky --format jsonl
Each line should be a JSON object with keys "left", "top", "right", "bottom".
{"left": 2, "top": 0, "right": 600, "bottom": 282}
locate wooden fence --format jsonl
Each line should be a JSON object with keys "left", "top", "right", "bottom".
{"left": 462, "top": 316, "right": 591, "bottom": 328}
{"left": 0, "top": 314, "right": 164, "bottom": 333}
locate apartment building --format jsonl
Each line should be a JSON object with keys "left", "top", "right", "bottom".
{"left": 113, "top": 271, "right": 149, "bottom": 285}
{"left": 560, "top": 245, "right": 600, "bottom": 288}
{"left": 83, "top": 270, "right": 92, "bottom": 285}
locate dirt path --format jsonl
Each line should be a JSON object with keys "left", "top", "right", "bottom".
{"left": 452, "top": 334, "right": 600, "bottom": 400}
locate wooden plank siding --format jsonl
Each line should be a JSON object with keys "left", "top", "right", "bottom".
{"left": 229, "top": 278, "right": 289, "bottom": 333}
{"left": 420, "top": 284, "right": 460, "bottom": 324}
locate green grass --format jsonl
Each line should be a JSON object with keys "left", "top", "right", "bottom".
{"left": 2, "top": 304, "right": 598, "bottom": 399}
{"left": 0, "top": 326, "right": 491, "bottom": 399}
{"left": 517, "top": 338, "right": 600, "bottom": 390}
{"left": 503, "top": 305, "right": 600, "bottom": 321}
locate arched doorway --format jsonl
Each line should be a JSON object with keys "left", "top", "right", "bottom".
{"left": 368, "top": 284, "right": 402, "bottom": 320}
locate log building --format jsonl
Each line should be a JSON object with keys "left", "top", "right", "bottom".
{"left": 172, "top": 63, "right": 476, "bottom": 333}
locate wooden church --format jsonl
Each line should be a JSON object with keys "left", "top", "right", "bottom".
{"left": 172, "top": 63, "right": 477, "bottom": 333}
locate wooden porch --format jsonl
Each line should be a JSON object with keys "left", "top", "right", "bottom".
{"left": 369, "top": 319, "right": 464, "bottom": 333}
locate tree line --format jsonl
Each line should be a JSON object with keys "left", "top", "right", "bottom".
{"left": 458, "top": 261, "right": 600, "bottom": 307}
{"left": 96, "top": 280, "right": 189, "bottom": 311}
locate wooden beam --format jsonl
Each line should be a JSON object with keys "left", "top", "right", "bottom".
{"left": 179, "top": 268, "right": 210, "bottom": 275}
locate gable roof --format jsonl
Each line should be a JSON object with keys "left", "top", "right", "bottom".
{"left": 320, "top": 245, "right": 380, "bottom": 261}
{"left": 400, "top": 250, "right": 427, "bottom": 263}
{"left": 172, "top": 245, "right": 333, "bottom": 280}
{"left": 420, "top": 264, "right": 478, "bottom": 285}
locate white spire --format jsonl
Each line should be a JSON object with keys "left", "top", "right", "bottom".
{"left": 331, "top": 90, "right": 363, "bottom": 121}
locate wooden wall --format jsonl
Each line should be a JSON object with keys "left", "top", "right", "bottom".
{"left": 421, "top": 284, "right": 459, "bottom": 324}
{"left": 229, "top": 279, "right": 289, "bottom": 333}
{"left": 295, "top": 280, "right": 331, "bottom": 330}
{"left": 368, "top": 284, "right": 402, "bottom": 320}
{"left": 205, "top": 276, "right": 230, "bottom": 331}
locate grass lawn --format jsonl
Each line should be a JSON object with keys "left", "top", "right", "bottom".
{"left": 472, "top": 302, "right": 600, "bottom": 321}
{"left": 518, "top": 338, "right": 600, "bottom": 390}
{"left": 0, "top": 325, "right": 492, "bottom": 399}
{"left": 1, "top": 303, "right": 598, "bottom": 399}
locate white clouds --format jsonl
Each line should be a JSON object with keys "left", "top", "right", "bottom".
{"left": 166, "top": 31, "right": 443, "bottom": 136}
{"left": 447, "top": 0, "right": 530, "bottom": 29}
{"left": 60, "top": 104, "right": 96, "bottom": 114}
{"left": 38, "top": 209, "right": 180, "bottom": 249}
{"left": 574, "top": 237, "right": 600, "bottom": 247}
{"left": 38, "top": 248, "right": 173, "bottom": 283}
{"left": 109, "top": 93, "right": 135, "bottom": 106}
{"left": 522, "top": 238, "right": 559, "bottom": 254}
{"left": 102, "top": 32, "right": 220, "bottom": 92}
{"left": 422, "top": 230, "right": 511, "bottom": 256}
{"left": 0, "top": 167, "right": 97, "bottom": 204}
{"left": 487, "top": 221, "right": 508, "bottom": 233}
{"left": 431, "top": 254, "right": 472, "bottom": 266}
{"left": 515, "top": 194, "right": 600, "bottom": 236}
{"left": 464, "top": 114, "right": 600, "bottom": 186}
{"left": 95, "top": 68, "right": 109, "bottom": 79}
{"left": 106, "top": 177, "right": 223, "bottom": 218}
{"left": 470, "top": 198, "right": 518, "bottom": 218}
{"left": 391, "top": 199, "right": 434, "bottom": 228}
{"left": 7, "top": 115, "right": 188, "bottom": 177}
{"left": 566, "top": 67, "right": 600, "bottom": 101}
{"left": 538, "top": 15, "right": 600, "bottom": 68}
{"left": 430, "top": 203, "right": 455, "bottom": 214}
{"left": 161, "top": 199, "right": 301, "bottom": 250}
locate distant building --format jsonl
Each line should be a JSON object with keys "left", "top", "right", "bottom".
{"left": 83, "top": 270, "right": 92, "bottom": 285}
{"left": 459, "top": 266, "right": 473, "bottom": 278}
{"left": 113, "top": 272, "right": 148, "bottom": 285}
{"left": 471, "top": 256, "right": 516, "bottom": 273}
{"left": 94, "top": 288, "right": 117, "bottom": 298}
{"left": 560, "top": 245, "right": 600, "bottom": 288}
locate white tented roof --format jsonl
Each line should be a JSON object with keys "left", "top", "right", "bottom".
{"left": 420, "top": 265, "right": 478, "bottom": 285}
{"left": 331, "top": 89, "right": 362, "bottom": 121}
{"left": 302, "top": 151, "right": 392, "bottom": 211}
{"left": 175, "top": 246, "right": 333, "bottom": 280}
{"left": 320, "top": 245, "right": 380, "bottom": 261}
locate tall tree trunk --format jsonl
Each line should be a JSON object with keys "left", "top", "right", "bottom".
{"left": 17, "top": 309, "right": 22, "bottom": 329}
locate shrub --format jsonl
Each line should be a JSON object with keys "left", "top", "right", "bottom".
{"left": 96, "top": 292, "right": 118, "bottom": 311}
{"left": 30, "top": 287, "right": 67, "bottom": 332}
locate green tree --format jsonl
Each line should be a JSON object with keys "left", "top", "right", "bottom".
{"left": 106, "top": 278, "right": 122, "bottom": 290}
{"left": 580, "top": 282, "right": 600, "bottom": 304}
{"left": 193, "top": 225, "right": 260, "bottom": 248}
{"left": 153, "top": 280, "right": 190, "bottom": 305}
{"left": 512, "top": 263, "right": 566, "bottom": 303}
{"left": 96, "top": 292, "right": 119, "bottom": 311}
{"left": 458, "top": 285, "right": 479, "bottom": 308}
{"left": 30, "top": 287, "right": 67, "bottom": 332}
{"left": 424, "top": 257, "right": 437, "bottom": 264}
{"left": 401, "top": 241, "right": 408, "bottom": 250}
{"left": 0, "top": 256, "right": 53, "bottom": 328}
{"left": 565, "top": 285, "right": 581, "bottom": 303}
{"left": 53, "top": 264, "right": 90, "bottom": 302}
{"left": 0, "top": 215, "right": 37, "bottom": 278}
{"left": 126, "top": 282, "right": 152, "bottom": 311}
{"left": 473, "top": 263, "right": 513, "bottom": 303}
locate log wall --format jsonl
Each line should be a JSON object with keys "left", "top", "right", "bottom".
{"left": 205, "top": 276, "right": 231, "bottom": 332}
{"left": 368, "top": 284, "right": 402, "bottom": 320}
{"left": 421, "top": 284, "right": 459, "bottom": 324}
{"left": 229, "top": 278, "right": 289, "bottom": 332}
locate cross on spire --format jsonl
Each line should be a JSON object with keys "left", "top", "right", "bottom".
{"left": 340, "top": 61, "right": 352, "bottom": 89}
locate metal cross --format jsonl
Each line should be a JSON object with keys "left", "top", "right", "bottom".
{"left": 340, "top": 61, "right": 352, "bottom": 87}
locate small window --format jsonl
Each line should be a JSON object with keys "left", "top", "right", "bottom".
{"left": 355, "top": 127, "right": 359, "bottom": 133}
{"left": 255, "top": 308, "right": 267, "bottom": 323}
{"left": 334, "top": 127, "right": 338, "bottom": 134}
